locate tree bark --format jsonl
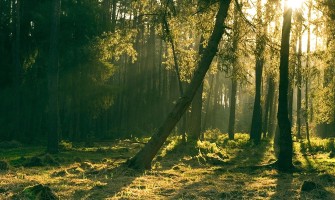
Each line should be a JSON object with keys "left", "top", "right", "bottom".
{"left": 227, "top": 1, "right": 239, "bottom": 140}
{"left": 189, "top": 36, "right": 205, "bottom": 141}
{"left": 228, "top": 78, "right": 237, "bottom": 140}
{"left": 296, "top": 13, "right": 303, "bottom": 139}
{"left": 190, "top": 83, "right": 203, "bottom": 140}
{"left": 47, "top": 0, "right": 61, "bottom": 154}
{"left": 277, "top": 5, "right": 294, "bottom": 171}
{"left": 250, "top": 0, "right": 264, "bottom": 144}
{"left": 12, "top": 0, "right": 22, "bottom": 140}
{"left": 127, "top": 0, "right": 232, "bottom": 170}
{"left": 305, "top": 0, "right": 312, "bottom": 147}
{"left": 263, "top": 76, "right": 275, "bottom": 138}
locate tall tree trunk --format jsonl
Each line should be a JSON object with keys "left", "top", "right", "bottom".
{"left": 127, "top": 0, "right": 231, "bottom": 170}
{"left": 263, "top": 76, "right": 274, "bottom": 138}
{"left": 227, "top": 0, "right": 239, "bottom": 140}
{"left": 296, "top": 13, "right": 303, "bottom": 139}
{"left": 111, "top": 0, "right": 117, "bottom": 33}
{"left": 250, "top": 0, "right": 264, "bottom": 144}
{"left": 202, "top": 74, "right": 215, "bottom": 130}
{"left": 305, "top": 0, "right": 312, "bottom": 147}
{"left": 189, "top": 83, "right": 203, "bottom": 140}
{"left": 12, "top": 0, "right": 22, "bottom": 140}
{"left": 228, "top": 78, "right": 237, "bottom": 140}
{"left": 162, "top": 13, "right": 187, "bottom": 142}
{"left": 189, "top": 36, "right": 205, "bottom": 141}
{"left": 277, "top": 5, "right": 293, "bottom": 171}
{"left": 47, "top": 0, "right": 61, "bottom": 154}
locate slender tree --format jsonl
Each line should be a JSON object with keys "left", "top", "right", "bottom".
{"left": 250, "top": 0, "right": 265, "bottom": 143}
{"left": 228, "top": 0, "right": 240, "bottom": 140}
{"left": 305, "top": 0, "right": 312, "bottom": 146}
{"left": 127, "top": 0, "right": 232, "bottom": 170}
{"left": 12, "top": 0, "right": 22, "bottom": 140}
{"left": 47, "top": 0, "right": 61, "bottom": 154}
{"left": 189, "top": 36, "right": 205, "bottom": 141}
{"left": 296, "top": 11, "right": 303, "bottom": 139}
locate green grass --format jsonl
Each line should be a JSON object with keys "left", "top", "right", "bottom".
{"left": 0, "top": 131, "right": 335, "bottom": 199}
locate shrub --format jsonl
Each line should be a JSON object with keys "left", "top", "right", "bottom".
{"left": 0, "top": 160, "right": 10, "bottom": 171}
{"left": 59, "top": 140, "right": 72, "bottom": 150}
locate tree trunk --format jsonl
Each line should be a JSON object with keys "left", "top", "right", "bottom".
{"left": 250, "top": 0, "right": 264, "bottom": 144}
{"left": 296, "top": 15, "right": 303, "bottom": 139}
{"left": 189, "top": 36, "right": 205, "bottom": 141}
{"left": 227, "top": 1, "right": 240, "bottom": 140}
{"left": 127, "top": 0, "right": 232, "bottom": 170}
{"left": 12, "top": 0, "right": 22, "bottom": 140}
{"left": 263, "top": 76, "right": 275, "bottom": 138}
{"left": 305, "top": 0, "right": 312, "bottom": 147}
{"left": 189, "top": 83, "right": 203, "bottom": 140}
{"left": 47, "top": 0, "right": 61, "bottom": 154}
{"left": 228, "top": 78, "right": 237, "bottom": 140}
{"left": 277, "top": 5, "right": 293, "bottom": 171}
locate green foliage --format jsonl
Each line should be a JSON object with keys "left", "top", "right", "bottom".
{"left": 59, "top": 140, "right": 73, "bottom": 151}
{"left": 314, "top": 85, "right": 335, "bottom": 124}
{"left": 96, "top": 30, "right": 137, "bottom": 64}
{"left": 203, "top": 129, "right": 251, "bottom": 148}
{"left": 21, "top": 184, "right": 58, "bottom": 200}
{"left": 302, "top": 138, "right": 335, "bottom": 153}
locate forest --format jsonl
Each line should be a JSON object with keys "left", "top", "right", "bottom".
{"left": 1, "top": 0, "right": 335, "bottom": 199}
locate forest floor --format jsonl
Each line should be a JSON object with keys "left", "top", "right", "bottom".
{"left": 1, "top": 131, "right": 335, "bottom": 199}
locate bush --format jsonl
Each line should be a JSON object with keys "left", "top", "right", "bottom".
{"left": 59, "top": 140, "right": 72, "bottom": 150}
{"left": 0, "top": 160, "right": 9, "bottom": 171}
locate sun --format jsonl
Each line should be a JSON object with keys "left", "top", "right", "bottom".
{"left": 286, "top": 0, "right": 305, "bottom": 9}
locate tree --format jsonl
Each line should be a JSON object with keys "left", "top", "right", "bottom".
{"left": 277, "top": 4, "right": 294, "bottom": 171}
{"left": 305, "top": 0, "right": 312, "bottom": 146}
{"left": 12, "top": 0, "right": 22, "bottom": 139}
{"left": 127, "top": 0, "right": 232, "bottom": 170}
{"left": 47, "top": 0, "right": 61, "bottom": 154}
{"left": 250, "top": 0, "right": 265, "bottom": 143}
{"left": 189, "top": 36, "right": 204, "bottom": 141}
{"left": 228, "top": 1, "right": 240, "bottom": 140}
{"left": 296, "top": 11, "right": 304, "bottom": 139}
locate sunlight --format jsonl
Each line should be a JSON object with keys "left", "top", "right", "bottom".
{"left": 286, "top": 0, "right": 305, "bottom": 9}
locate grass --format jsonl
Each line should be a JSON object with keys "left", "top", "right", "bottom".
{"left": 0, "top": 131, "right": 335, "bottom": 199}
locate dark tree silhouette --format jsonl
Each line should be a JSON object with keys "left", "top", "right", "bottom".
{"left": 277, "top": 5, "right": 294, "bottom": 171}
{"left": 47, "top": 0, "right": 61, "bottom": 154}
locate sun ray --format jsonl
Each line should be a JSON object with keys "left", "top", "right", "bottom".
{"left": 286, "top": 0, "right": 305, "bottom": 9}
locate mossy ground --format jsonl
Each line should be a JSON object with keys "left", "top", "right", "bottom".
{"left": 1, "top": 132, "right": 335, "bottom": 199}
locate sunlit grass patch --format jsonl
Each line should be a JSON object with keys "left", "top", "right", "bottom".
{"left": 1, "top": 133, "right": 335, "bottom": 199}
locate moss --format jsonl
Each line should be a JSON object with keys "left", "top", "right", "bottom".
{"left": 21, "top": 184, "right": 58, "bottom": 200}
{"left": 24, "top": 156, "right": 44, "bottom": 167}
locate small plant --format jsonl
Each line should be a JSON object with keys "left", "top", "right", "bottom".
{"left": 59, "top": 140, "right": 73, "bottom": 150}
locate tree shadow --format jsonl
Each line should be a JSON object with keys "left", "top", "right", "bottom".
{"left": 163, "top": 138, "right": 275, "bottom": 199}
{"left": 80, "top": 163, "right": 143, "bottom": 199}
{"left": 270, "top": 172, "right": 294, "bottom": 200}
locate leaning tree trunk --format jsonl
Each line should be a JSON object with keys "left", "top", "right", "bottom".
{"left": 47, "top": 0, "right": 61, "bottom": 154}
{"left": 127, "top": 0, "right": 232, "bottom": 170}
{"left": 277, "top": 5, "right": 294, "bottom": 171}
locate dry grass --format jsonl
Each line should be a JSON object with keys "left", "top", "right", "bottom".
{"left": 0, "top": 133, "right": 335, "bottom": 199}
